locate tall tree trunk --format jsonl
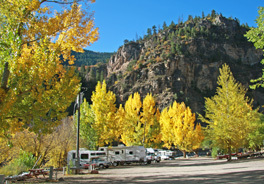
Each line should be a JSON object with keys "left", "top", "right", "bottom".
{"left": 228, "top": 146, "right": 232, "bottom": 161}
{"left": 183, "top": 150, "right": 186, "bottom": 158}
{"left": 1, "top": 62, "right": 10, "bottom": 90}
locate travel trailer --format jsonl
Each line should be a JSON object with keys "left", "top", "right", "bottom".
{"left": 67, "top": 149, "right": 108, "bottom": 167}
{"left": 98, "top": 145, "right": 147, "bottom": 166}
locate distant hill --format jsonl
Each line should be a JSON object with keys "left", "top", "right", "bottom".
{"left": 71, "top": 49, "right": 114, "bottom": 67}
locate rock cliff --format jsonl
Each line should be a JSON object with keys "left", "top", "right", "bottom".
{"left": 90, "top": 14, "right": 264, "bottom": 114}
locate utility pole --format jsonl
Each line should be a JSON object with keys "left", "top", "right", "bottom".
{"left": 76, "top": 91, "right": 82, "bottom": 173}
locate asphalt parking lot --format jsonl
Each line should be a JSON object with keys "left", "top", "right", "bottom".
{"left": 53, "top": 157, "right": 264, "bottom": 184}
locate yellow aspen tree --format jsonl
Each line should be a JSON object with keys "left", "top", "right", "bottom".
{"left": 115, "top": 104, "right": 126, "bottom": 143}
{"left": 0, "top": 0, "right": 98, "bottom": 136}
{"left": 121, "top": 92, "right": 142, "bottom": 146}
{"left": 160, "top": 101, "right": 204, "bottom": 158}
{"left": 78, "top": 98, "right": 98, "bottom": 150}
{"left": 141, "top": 93, "right": 161, "bottom": 148}
{"left": 91, "top": 80, "right": 118, "bottom": 146}
{"left": 199, "top": 64, "right": 259, "bottom": 161}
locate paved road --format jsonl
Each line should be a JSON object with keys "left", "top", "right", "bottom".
{"left": 55, "top": 157, "right": 264, "bottom": 184}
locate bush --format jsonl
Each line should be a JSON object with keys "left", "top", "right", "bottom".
{"left": 127, "top": 60, "right": 137, "bottom": 72}
{"left": 0, "top": 151, "right": 36, "bottom": 176}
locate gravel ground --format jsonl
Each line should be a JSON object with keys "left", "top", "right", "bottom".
{"left": 18, "top": 157, "right": 264, "bottom": 184}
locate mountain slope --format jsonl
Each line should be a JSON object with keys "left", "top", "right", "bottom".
{"left": 82, "top": 13, "right": 264, "bottom": 118}
{"left": 71, "top": 49, "right": 114, "bottom": 66}
{"left": 102, "top": 13, "right": 264, "bottom": 115}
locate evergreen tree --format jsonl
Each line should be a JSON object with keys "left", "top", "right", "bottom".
{"left": 202, "top": 11, "right": 205, "bottom": 19}
{"left": 96, "top": 70, "right": 100, "bottom": 81}
{"left": 169, "top": 21, "right": 176, "bottom": 29}
{"left": 211, "top": 9, "right": 217, "bottom": 18}
{"left": 162, "top": 21, "right": 167, "bottom": 30}
{"left": 147, "top": 28, "right": 152, "bottom": 37}
{"left": 152, "top": 25, "right": 157, "bottom": 35}
{"left": 100, "top": 70, "right": 104, "bottom": 82}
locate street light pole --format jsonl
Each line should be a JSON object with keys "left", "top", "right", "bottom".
{"left": 76, "top": 91, "right": 81, "bottom": 173}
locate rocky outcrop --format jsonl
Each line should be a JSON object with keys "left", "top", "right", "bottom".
{"left": 107, "top": 42, "right": 141, "bottom": 74}
{"left": 105, "top": 15, "right": 264, "bottom": 114}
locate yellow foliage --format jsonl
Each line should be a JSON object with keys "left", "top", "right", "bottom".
{"left": 121, "top": 93, "right": 161, "bottom": 148}
{"left": 0, "top": 117, "right": 75, "bottom": 168}
{"left": 160, "top": 101, "right": 203, "bottom": 153}
{"left": 0, "top": 0, "right": 98, "bottom": 135}
{"left": 91, "top": 81, "right": 118, "bottom": 146}
{"left": 155, "top": 56, "right": 162, "bottom": 62}
{"left": 199, "top": 64, "right": 259, "bottom": 155}
{"left": 121, "top": 92, "right": 142, "bottom": 146}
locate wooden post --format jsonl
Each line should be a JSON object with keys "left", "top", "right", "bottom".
{"left": 0, "top": 175, "right": 4, "bottom": 184}
{"left": 49, "top": 166, "right": 53, "bottom": 180}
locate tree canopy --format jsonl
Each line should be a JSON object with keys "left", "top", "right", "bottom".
{"left": 245, "top": 6, "right": 264, "bottom": 89}
{"left": 199, "top": 64, "right": 259, "bottom": 161}
{"left": 160, "top": 101, "right": 203, "bottom": 157}
{"left": 0, "top": 0, "right": 98, "bottom": 136}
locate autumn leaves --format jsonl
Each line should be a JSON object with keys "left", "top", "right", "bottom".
{"left": 0, "top": 0, "right": 98, "bottom": 136}
{"left": 81, "top": 80, "right": 204, "bottom": 156}
{"left": 82, "top": 64, "right": 262, "bottom": 160}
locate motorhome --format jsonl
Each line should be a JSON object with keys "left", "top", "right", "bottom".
{"left": 67, "top": 148, "right": 107, "bottom": 167}
{"left": 98, "top": 145, "right": 147, "bottom": 166}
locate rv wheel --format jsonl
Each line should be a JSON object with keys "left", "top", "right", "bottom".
{"left": 113, "top": 162, "right": 118, "bottom": 166}
{"left": 99, "top": 164, "right": 104, "bottom": 169}
{"left": 147, "top": 160, "right": 151, "bottom": 164}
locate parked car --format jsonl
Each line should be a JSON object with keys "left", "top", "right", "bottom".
{"left": 93, "top": 158, "right": 111, "bottom": 169}
{"left": 146, "top": 148, "right": 161, "bottom": 164}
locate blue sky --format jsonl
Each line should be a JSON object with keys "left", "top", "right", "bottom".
{"left": 56, "top": 0, "right": 264, "bottom": 53}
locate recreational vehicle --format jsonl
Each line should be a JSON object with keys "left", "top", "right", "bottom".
{"left": 146, "top": 148, "right": 161, "bottom": 163}
{"left": 67, "top": 149, "right": 109, "bottom": 167}
{"left": 98, "top": 145, "right": 147, "bottom": 166}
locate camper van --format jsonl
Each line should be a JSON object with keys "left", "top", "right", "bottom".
{"left": 98, "top": 145, "right": 147, "bottom": 166}
{"left": 67, "top": 149, "right": 110, "bottom": 168}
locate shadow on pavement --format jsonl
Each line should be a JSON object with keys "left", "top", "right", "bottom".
{"left": 61, "top": 169, "right": 264, "bottom": 184}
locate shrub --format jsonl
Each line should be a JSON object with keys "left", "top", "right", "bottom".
{"left": 0, "top": 151, "right": 36, "bottom": 176}
{"left": 126, "top": 60, "right": 137, "bottom": 72}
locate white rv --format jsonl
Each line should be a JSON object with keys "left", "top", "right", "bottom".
{"left": 146, "top": 148, "right": 161, "bottom": 163}
{"left": 98, "top": 145, "right": 147, "bottom": 166}
{"left": 67, "top": 149, "right": 108, "bottom": 167}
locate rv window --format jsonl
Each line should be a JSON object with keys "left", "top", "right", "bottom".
{"left": 72, "top": 153, "right": 76, "bottom": 159}
{"left": 96, "top": 152, "right": 106, "bottom": 156}
{"left": 122, "top": 150, "right": 124, "bottom": 154}
{"left": 115, "top": 151, "right": 120, "bottom": 155}
{"left": 81, "top": 154, "right": 89, "bottom": 159}
{"left": 91, "top": 153, "right": 96, "bottom": 156}
{"left": 129, "top": 151, "right": 133, "bottom": 155}
{"left": 100, "top": 148, "right": 104, "bottom": 151}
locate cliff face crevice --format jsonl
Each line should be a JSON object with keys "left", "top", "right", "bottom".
{"left": 100, "top": 15, "right": 264, "bottom": 113}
